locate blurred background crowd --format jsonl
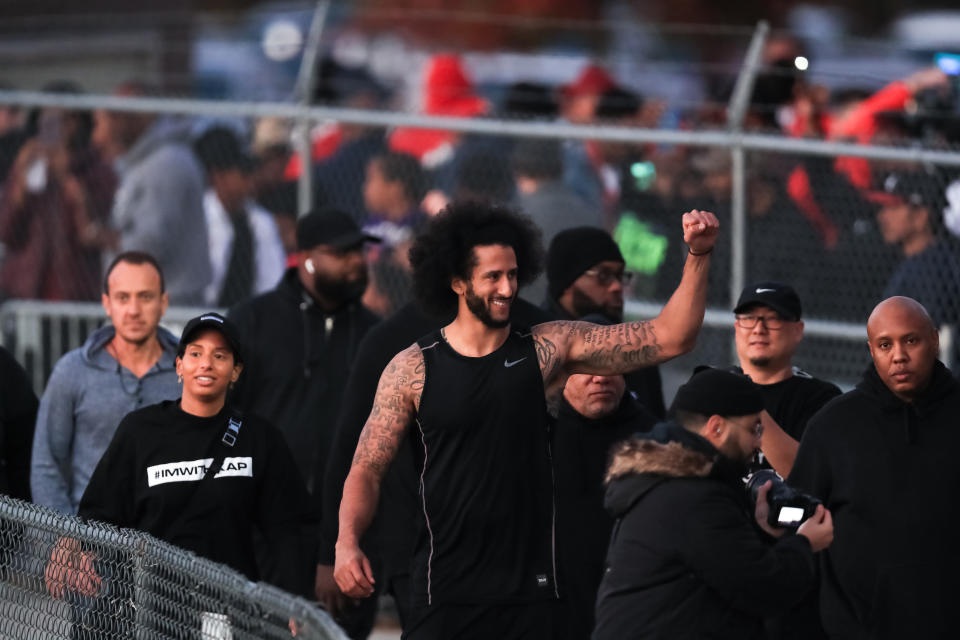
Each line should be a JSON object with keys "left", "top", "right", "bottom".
{"left": 2, "top": 0, "right": 960, "bottom": 391}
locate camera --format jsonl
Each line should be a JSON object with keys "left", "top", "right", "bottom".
{"left": 746, "top": 469, "right": 821, "bottom": 530}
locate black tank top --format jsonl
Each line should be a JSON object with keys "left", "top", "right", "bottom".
{"left": 411, "top": 327, "right": 558, "bottom": 606}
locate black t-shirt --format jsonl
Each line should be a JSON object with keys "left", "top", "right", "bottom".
{"left": 78, "top": 400, "right": 312, "bottom": 593}
{"left": 412, "top": 328, "right": 556, "bottom": 607}
{"left": 751, "top": 369, "right": 841, "bottom": 472}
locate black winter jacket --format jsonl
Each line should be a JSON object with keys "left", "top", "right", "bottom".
{"left": 594, "top": 423, "right": 815, "bottom": 640}
{"left": 553, "top": 392, "right": 656, "bottom": 640}
{"left": 229, "top": 268, "right": 379, "bottom": 506}
{"left": 789, "top": 360, "right": 960, "bottom": 639}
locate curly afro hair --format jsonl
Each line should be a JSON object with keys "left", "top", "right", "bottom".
{"left": 409, "top": 200, "right": 544, "bottom": 317}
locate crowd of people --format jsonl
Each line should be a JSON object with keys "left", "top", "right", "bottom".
{"left": 1, "top": 43, "right": 960, "bottom": 323}
{"left": 0, "top": 45, "right": 960, "bottom": 640}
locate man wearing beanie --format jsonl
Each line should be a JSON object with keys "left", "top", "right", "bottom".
{"left": 229, "top": 208, "right": 380, "bottom": 594}
{"left": 593, "top": 368, "right": 834, "bottom": 640}
{"left": 545, "top": 226, "right": 665, "bottom": 417}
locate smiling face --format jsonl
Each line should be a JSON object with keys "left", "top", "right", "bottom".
{"left": 176, "top": 328, "right": 242, "bottom": 406}
{"left": 454, "top": 244, "right": 518, "bottom": 329}
{"left": 562, "top": 374, "right": 627, "bottom": 419}
{"left": 867, "top": 298, "right": 939, "bottom": 402}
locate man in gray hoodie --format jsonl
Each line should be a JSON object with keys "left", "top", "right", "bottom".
{"left": 31, "top": 251, "right": 181, "bottom": 514}
{"left": 94, "top": 83, "right": 211, "bottom": 304}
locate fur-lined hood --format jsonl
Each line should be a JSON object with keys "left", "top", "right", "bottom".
{"left": 603, "top": 421, "right": 733, "bottom": 519}
{"left": 605, "top": 422, "right": 716, "bottom": 484}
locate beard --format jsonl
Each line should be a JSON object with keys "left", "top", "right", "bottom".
{"left": 464, "top": 284, "right": 513, "bottom": 329}
{"left": 313, "top": 267, "right": 368, "bottom": 305}
{"left": 748, "top": 356, "right": 772, "bottom": 368}
{"left": 571, "top": 287, "right": 623, "bottom": 323}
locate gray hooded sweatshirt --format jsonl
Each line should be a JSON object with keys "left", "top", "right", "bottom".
{"left": 31, "top": 325, "right": 181, "bottom": 514}
{"left": 109, "top": 117, "right": 211, "bottom": 304}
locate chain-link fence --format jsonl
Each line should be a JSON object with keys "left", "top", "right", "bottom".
{"left": 0, "top": 494, "right": 346, "bottom": 639}
{"left": 1, "top": 13, "right": 960, "bottom": 393}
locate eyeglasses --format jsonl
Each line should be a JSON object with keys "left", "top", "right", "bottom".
{"left": 582, "top": 269, "right": 634, "bottom": 287}
{"left": 735, "top": 314, "right": 785, "bottom": 330}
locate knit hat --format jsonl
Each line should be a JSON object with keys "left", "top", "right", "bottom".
{"left": 547, "top": 227, "right": 624, "bottom": 299}
{"left": 670, "top": 367, "right": 763, "bottom": 418}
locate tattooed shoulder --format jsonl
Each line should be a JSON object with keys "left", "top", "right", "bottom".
{"left": 352, "top": 344, "right": 424, "bottom": 477}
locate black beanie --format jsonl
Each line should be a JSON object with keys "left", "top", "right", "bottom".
{"left": 670, "top": 367, "right": 763, "bottom": 418}
{"left": 547, "top": 227, "right": 624, "bottom": 299}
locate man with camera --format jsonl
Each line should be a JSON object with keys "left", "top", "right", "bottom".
{"left": 789, "top": 296, "right": 960, "bottom": 638}
{"left": 593, "top": 367, "right": 833, "bottom": 639}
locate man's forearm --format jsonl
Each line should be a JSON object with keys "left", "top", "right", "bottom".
{"left": 651, "top": 251, "right": 711, "bottom": 358}
{"left": 336, "top": 468, "right": 381, "bottom": 551}
{"left": 759, "top": 412, "right": 799, "bottom": 477}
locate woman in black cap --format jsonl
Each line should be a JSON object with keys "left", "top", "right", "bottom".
{"left": 49, "top": 313, "right": 313, "bottom": 633}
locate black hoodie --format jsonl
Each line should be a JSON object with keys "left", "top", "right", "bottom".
{"left": 229, "top": 267, "right": 379, "bottom": 506}
{"left": 789, "top": 360, "right": 960, "bottom": 639}
{"left": 594, "top": 422, "right": 814, "bottom": 640}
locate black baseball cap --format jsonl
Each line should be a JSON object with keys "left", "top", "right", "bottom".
{"left": 178, "top": 312, "right": 244, "bottom": 363}
{"left": 733, "top": 281, "right": 801, "bottom": 322}
{"left": 296, "top": 207, "right": 381, "bottom": 251}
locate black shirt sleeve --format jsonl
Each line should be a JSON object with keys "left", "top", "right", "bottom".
{"left": 0, "top": 347, "right": 38, "bottom": 501}
{"left": 682, "top": 486, "right": 815, "bottom": 617}
{"left": 787, "top": 410, "right": 834, "bottom": 503}
{"left": 77, "top": 416, "right": 137, "bottom": 527}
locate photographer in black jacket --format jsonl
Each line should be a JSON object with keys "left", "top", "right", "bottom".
{"left": 593, "top": 368, "right": 833, "bottom": 639}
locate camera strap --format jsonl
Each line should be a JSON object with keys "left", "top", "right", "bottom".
{"left": 172, "top": 407, "right": 245, "bottom": 516}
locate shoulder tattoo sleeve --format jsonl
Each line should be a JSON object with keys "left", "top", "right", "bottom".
{"left": 351, "top": 345, "right": 424, "bottom": 479}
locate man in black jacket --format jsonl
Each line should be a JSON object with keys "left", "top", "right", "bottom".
{"left": 553, "top": 354, "right": 656, "bottom": 640}
{"left": 789, "top": 296, "right": 960, "bottom": 638}
{"left": 594, "top": 368, "right": 833, "bottom": 640}
{"left": 230, "top": 208, "right": 380, "bottom": 502}
{"left": 230, "top": 208, "right": 380, "bottom": 593}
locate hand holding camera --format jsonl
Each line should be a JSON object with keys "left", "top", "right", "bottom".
{"left": 747, "top": 470, "right": 833, "bottom": 551}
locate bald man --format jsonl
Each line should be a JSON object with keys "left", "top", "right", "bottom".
{"left": 789, "top": 296, "right": 960, "bottom": 639}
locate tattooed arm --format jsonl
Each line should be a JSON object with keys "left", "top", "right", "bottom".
{"left": 533, "top": 210, "right": 718, "bottom": 398}
{"left": 334, "top": 344, "right": 424, "bottom": 598}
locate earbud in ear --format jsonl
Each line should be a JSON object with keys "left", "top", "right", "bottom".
{"left": 305, "top": 258, "right": 315, "bottom": 275}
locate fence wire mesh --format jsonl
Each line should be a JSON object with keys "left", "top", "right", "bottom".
{"left": 0, "top": 494, "right": 346, "bottom": 640}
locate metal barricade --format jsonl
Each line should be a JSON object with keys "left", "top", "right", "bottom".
{"left": 0, "top": 494, "right": 347, "bottom": 639}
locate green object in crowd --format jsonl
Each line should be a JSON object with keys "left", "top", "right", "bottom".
{"left": 614, "top": 213, "right": 668, "bottom": 276}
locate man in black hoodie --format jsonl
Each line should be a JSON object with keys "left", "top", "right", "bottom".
{"left": 789, "top": 296, "right": 960, "bottom": 638}
{"left": 594, "top": 368, "right": 833, "bottom": 639}
{"left": 230, "top": 208, "right": 380, "bottom": 593}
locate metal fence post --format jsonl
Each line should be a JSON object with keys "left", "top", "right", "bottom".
{"left": 294, "top": 0, "right": 331, "bottom": 217}
{"left": 725, "top": 20, "right": 769, "bottom": 360}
